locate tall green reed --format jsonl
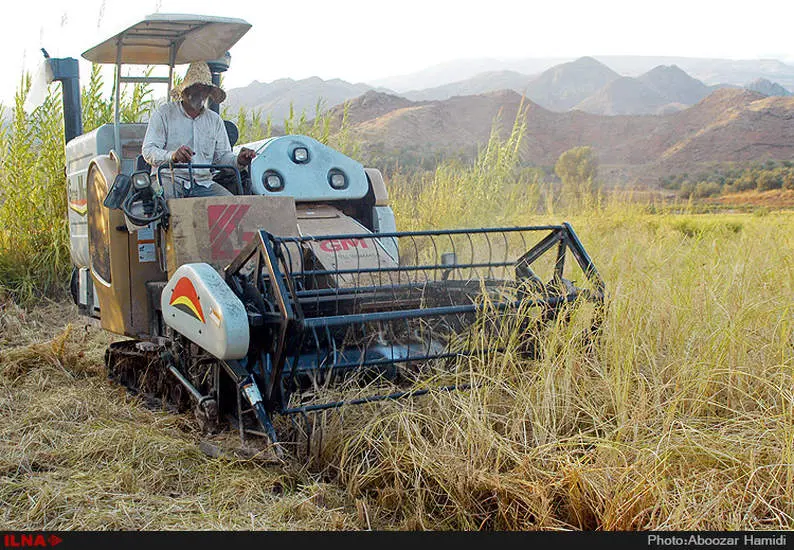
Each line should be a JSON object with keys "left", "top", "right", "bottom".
{"left": 0, "top": 65, "right": 154, "bottom": 303}
{"left": 390, "top": 98, "right": 540, "bottom": 231}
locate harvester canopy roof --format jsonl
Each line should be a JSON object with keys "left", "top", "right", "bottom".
{"left": 81, "top": 13, "right": 252, "bottom": 65}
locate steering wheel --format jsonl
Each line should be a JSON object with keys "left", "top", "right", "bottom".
{"left": 156, "top": 163, "right": 244, "bottom": 196}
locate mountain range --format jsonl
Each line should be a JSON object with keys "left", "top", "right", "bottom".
{"left": 224, "top": 77, "right": 374, "bottom": 122}
{"left": 369, "top": 55, "right": 794, "bottom": 92}
{"left": 225, "top": 56, "right": 794, "bottom": 121}
{"left": 221, "top": 56, "right": 794, "bottom": 185}
{"left": 324, "top": 87, "right": 794, "bottom": 185}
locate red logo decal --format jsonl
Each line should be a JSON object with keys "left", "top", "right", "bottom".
{"left": 319, "top": 238, "right": 370, "bottom": 253}
{"left": 169, "top": 277, "right": 206, "bottom": 323}
{"left": 2, "top": 534, "right": 62, "bottom": 548}
{"left": 207, "top": 204, "right": 254, "bottom": 261}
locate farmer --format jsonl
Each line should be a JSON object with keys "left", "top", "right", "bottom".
{"left": 142, "top": 62, "right": 256, "bottom": 197}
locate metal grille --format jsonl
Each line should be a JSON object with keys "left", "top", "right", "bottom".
{"left": 225, "top": 223, "right": 604, "bottom": 414}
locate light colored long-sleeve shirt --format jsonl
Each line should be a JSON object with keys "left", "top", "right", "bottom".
{"left": 142, "top": 101, "right": 238, "bottom": 189}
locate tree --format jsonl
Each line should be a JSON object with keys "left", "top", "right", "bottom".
{"left": 756, "top": 170, "right": 782, "bottom": 191}
{"left": 554, "top": 146, "right": 599, "bottom": 209}
{"left": 782, "top": 168, "right": 794, "bottom": 190}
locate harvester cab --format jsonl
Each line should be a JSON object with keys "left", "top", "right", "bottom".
{"left": 46, "top": 13, "right": 605, "bottom": 457}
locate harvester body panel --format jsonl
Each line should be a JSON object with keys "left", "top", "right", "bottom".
{"left": 247, "top": 135, "right": 369, "bottom": 201}
{"left": 161, "top": 263, "right": 249, "bottom": 360}
{"left": 295, "top": 205, "right": 399, "bottom": 280}
{"left": 163, "top": 195, "right": 299, "bottom": 278}
{"left": 66, "top": 124, "right": 147, "bottom": 269}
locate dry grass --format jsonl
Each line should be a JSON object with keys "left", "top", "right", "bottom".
{"left": 0, "top": 301, "right": 357, "bottom": 530}
{"left": 709, "top": 189, "right": 794, "bottom": 209}
{"left": 2, "top": 210, "right": 794, "bottom": 530}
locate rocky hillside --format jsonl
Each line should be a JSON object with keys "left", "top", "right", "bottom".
{"left": 522, "top": 57, "right": 620, "bottom": 111}
{"left": 653, "top": 89, "right": 794, "bottom": 173}
{"left": 745, "top": 78, "right": 792, "bottom": 97}
{"left": 574, "top": 65, "right": 713, "bottom": 115}
{"left": 333, "top": 90, "right": 421, "bottom": 125}
{"left": 328, "top": 88, "right": 794, "bottom": 184}
{"left": 637, "top": 65, "right": 712, "bottom": 105}
{"left": 574, "top": 77, "right": 672, "bottom": 115}
{"left": 333, "top": 90, "right": 525, "bottom": 153}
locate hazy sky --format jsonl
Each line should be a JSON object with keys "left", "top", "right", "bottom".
{"left": 2, "top": 0, "right": 793, "bottom": 105}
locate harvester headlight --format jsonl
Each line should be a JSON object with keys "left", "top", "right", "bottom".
{"left": 263, "top": 170, "right": 284, "bottom": 192}
{"left": 328, "top": 169, "right": 347, "bottom": 190}
{"left": 131, "top": 171, "right": 151, "bottom": 191}
{"left": 292, "top": 147, "right": 309, "bottom": 163}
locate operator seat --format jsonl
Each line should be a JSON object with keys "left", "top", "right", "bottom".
{"left": 213, "top": 120, "right": 251, "bottom": 195}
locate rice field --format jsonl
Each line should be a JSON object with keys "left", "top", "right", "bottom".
{"left": 2, "top": 208, "right": 793, "bottom": 530}
{"left": 2, "top": 66, "right": 793, "bottom": 530}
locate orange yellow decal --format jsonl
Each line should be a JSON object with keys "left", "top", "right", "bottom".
{"left": 169, "top": 277, "right": 206, "bottom": 323}
{"left": 69, "top": 198, "right": 88, "bottom": 215}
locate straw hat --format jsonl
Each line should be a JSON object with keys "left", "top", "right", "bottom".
{"left": 170, "top": 62, "right": 226, "bottom": 104}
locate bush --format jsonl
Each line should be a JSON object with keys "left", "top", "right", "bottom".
{"left": 679, "top": 180, "right": 694, "bottom": 198}
{"left": 781, "top": 168, "right": 794, "bottom": 190}
{"left": 667, "top": 161, "right": 794, "bottom": 198}
{"left": 692, "top": 181, "right": 722, "bottom": 198}
{"left": 554, "top": 146, "right": 600, "bottom": 210}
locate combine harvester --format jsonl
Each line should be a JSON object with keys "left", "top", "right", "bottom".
{"left": 42, "top": 14, "right": 604, "bottom": 456}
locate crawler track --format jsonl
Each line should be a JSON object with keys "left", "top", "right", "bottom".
{"left": 105, "top": 339, "right": 219, "bottom": 432}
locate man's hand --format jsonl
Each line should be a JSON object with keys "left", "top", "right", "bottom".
{"left": 171, "top": 145, "right": 194, "bottom": 163}
{"left": 237, "top": 147, "right": 256, "bottom": 166}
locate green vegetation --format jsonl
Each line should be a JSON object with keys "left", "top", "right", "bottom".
{"left": 0, "top": 77, "right": 70, "bottom": 303}
{"left": 0, "top": 67, "right": 156, "bottom": 303}
{"left": 390, "top": 101, "right": 534, "bottom": 230}
{"left": 389, "top": 101, "right": 600, "bottom": 231}
{"left": 661, "top": 160, "right": 794, "bottom": 198}
{"left": 554, "top": 146, "right": 600, "bottom": 210}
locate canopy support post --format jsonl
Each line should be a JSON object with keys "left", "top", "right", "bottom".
{"left": 167, "top": 43, "right": 176, "bottom": 99}
{"left": 113, "top": 39, "right": 122, "bottom": 159}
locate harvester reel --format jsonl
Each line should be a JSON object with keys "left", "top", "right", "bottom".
{"left": 205, "top": 223, "right": 606, "bottom": 454}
